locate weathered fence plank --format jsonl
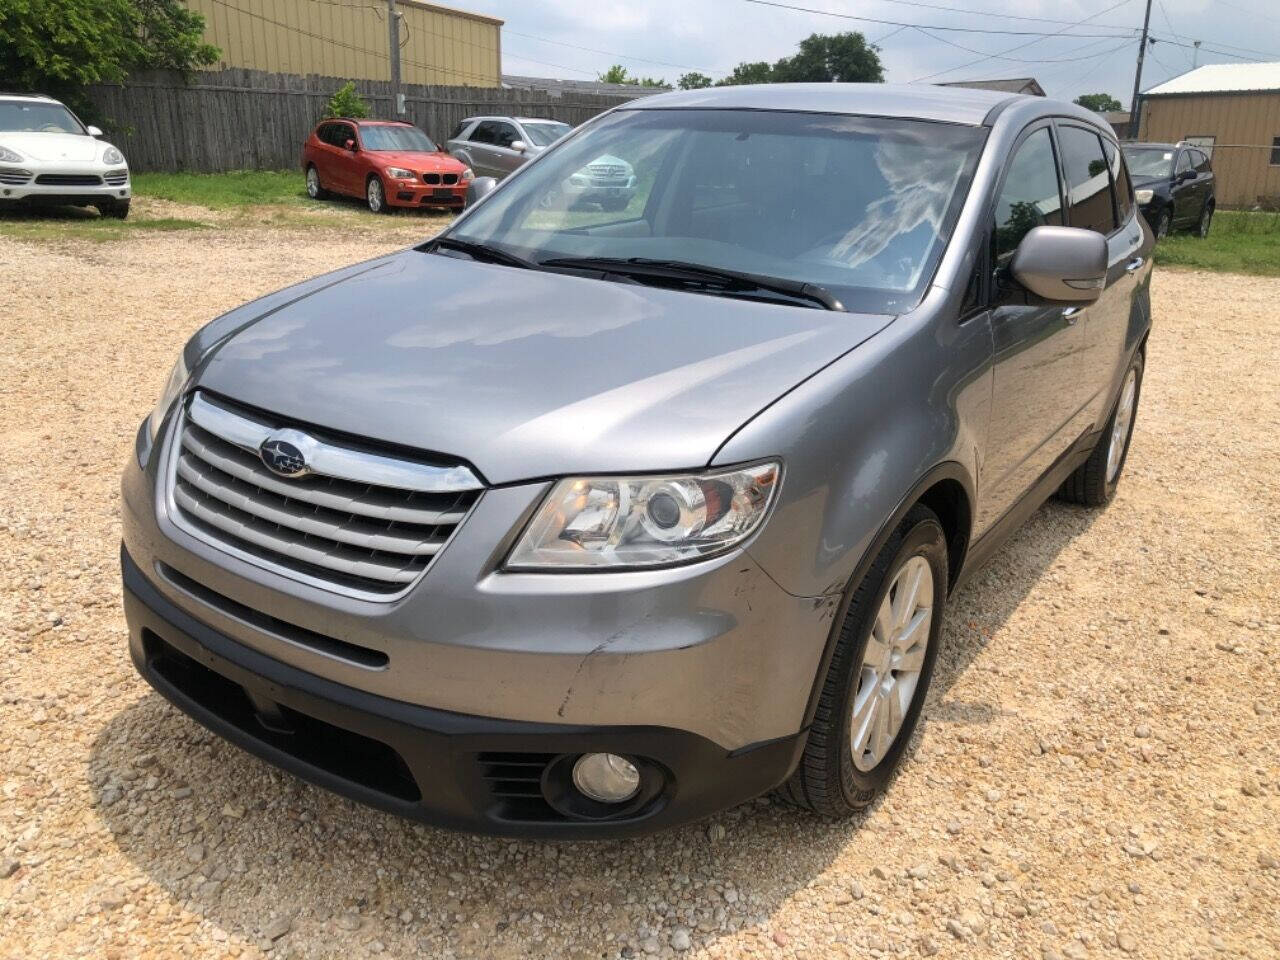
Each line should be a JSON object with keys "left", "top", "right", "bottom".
{"left": 85, "top": 68, "right": 638, "bottom": 173}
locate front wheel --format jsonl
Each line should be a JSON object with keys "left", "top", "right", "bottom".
{"left": 1058, "top": 351, "right": 1144, "bottom": 506}
{"left": 777, "top": 504, "right": 947, "bottom": 816}
{"left": 1196, "top": 202, "right": 1213, "bottom": 238}
{"left": 366, "top": 176, "right": 387, "bottom": 214}
{"left": 1151, "top": 207, "right": 1170, "bottom": 240}
{"left": 305, "top": 165, "right": 329, "bottom": 200}
{"left": 96, "top": 199, "right": 130, "bottom": 220}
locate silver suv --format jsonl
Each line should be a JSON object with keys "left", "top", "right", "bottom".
{"left": 445, "top": 115, "right": 570, "bottom": 179}
{"left": 122, "top": 84, "right": 1152, "bottom": 837}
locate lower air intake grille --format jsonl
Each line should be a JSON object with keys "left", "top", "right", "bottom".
{"left": 166, "top": 392, "right": 484, "bottom": 597}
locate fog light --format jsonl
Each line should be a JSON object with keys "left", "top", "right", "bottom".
{"left": 572, "top": 753, "right": 640, "bottom": 803}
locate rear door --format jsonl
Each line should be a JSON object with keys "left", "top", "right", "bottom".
{"left": 1171, "top": 149, "right": 1197, "bottom": 226}
{"left": 977, "top": 122, "right": 1090, "bottom": 534}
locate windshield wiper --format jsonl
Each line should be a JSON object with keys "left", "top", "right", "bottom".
{"left": 424, "top": 236, "right": 537, "bottom": 270}
{"left": 538, "top": 256, "right": 845, "bottom": 311}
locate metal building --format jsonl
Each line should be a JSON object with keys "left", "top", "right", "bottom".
{"left": 1138, "top": 62, "right": 1280, "bottom": 208}
{"left": 185, "top": 0, "right": 503, "bottom": 87}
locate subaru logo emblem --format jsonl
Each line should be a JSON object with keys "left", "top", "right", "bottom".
{"left": 259, "top": 434, "right": 310, "bottom": 478}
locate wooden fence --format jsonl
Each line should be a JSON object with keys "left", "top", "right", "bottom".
{"left": 84, "top": 69, "right": 639, "bottom": 173}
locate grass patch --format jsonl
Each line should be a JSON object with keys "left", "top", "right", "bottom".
{"left": 132, "top": 170, "right": 307, "bottom": 208}
{"left": 0, "top": 212, "right": 208, "bottom": 241}
{"left": 1153, "top": 210, "right": 1280, "bottom": 277}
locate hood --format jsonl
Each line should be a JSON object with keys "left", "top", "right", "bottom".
{"left": 195, "top": 251, "right": 891, "bottom": 483}
{"left": 0, "top": 132, "right": 103, "bottom": 163}
{"left": 368, "top": 150, "right": 462, "bottom": 172}
{"left": 1130, "top": 174, "right": 1169, "bottom": 190}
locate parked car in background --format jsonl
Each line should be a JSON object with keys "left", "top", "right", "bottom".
{"left": 0, "top": 92, "right": 131, "bottom": 218}
{"left": 302, "top": 118, "right": 473, "bottom": 213}
{"left": 446, "top": 116, "right": 572, "bottom": 179}
{"left": 1122, "top": 141, "right": 1215, "bottom": 239}
{"left": 124, "top": 84, "right": 1152, "bottom": 838}
{"left": 556, "top": 154, "right": 638, "bottom": 211}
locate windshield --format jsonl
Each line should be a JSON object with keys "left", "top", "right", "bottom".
{"left": 0, "top": 100, "right": 84, "bottom": 134}
{"left": 521, "top": 121, "right": 571, "bottom": 147}
{"left": 1123, "top": 147, "right": 1174, "bottom": 179}
{"left": 360, "top": 125, "right": 437, "bottom": 152}
{"left": 447, "top": 109, "right": 986, "bottom": 314}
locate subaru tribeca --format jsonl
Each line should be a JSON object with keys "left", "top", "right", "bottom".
{"left": 121, "top": 84, "right": 1152, "bottom": 837}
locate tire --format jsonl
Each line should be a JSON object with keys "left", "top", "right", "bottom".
{"left": 777, "top": 504, "right": 948, "bottom": 817}
{"left": 366, "top": 175, "right": 387, "bottom": 214}
{"left": 305, "top": 165, "right": 329, "bottom": 201}
{"left": 1057, "top": 350, "right": 1144, "bottom": 506}
{"left": 1151, "top": 207, "right": 1170, "bottom": 240}
{"left": 1196, "top": 202, "right": 1213, "bottom": 239}
{"left": 600, "top": 197, "right": 629, "bottom": 212}
{"left": 96, "top": 199, "right": 129, "bottom": 220}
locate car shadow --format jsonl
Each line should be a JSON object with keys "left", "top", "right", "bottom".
{"left": 87, "top": 497, "right": 1096, "bottom": 956}
{"left": 0, "top": 204, "right": 104, "bottom": 222}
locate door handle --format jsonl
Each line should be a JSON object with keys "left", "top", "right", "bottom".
{"left": 1125, "top": 257, "right": 1145, "bottom": 273}
{"left": 1062, "top": 306, "right": 1083, "bottom": 324}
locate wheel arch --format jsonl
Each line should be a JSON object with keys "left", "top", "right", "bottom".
{"left": 798, "top": 460, "right": 974, "bottom": 731}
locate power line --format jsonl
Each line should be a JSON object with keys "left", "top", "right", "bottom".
{"left": 912, "top": 28, "right": 1134, "bottom": 64}
{"left": 910, "top": 0, "right": 1138, "bottom": 83}
{"left": 503, "top": 30, "right": 722, "bottom": 75}
{"left": 741, "top": 0, "right": 1137, "bottom": 39}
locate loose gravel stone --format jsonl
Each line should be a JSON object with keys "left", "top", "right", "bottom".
{"left": 2, "top": 225, "right": 1278, "bottom": 960}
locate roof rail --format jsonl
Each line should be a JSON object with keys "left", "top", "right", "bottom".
{"left": 0, "top": 90, "right": 57, "bottom": 100}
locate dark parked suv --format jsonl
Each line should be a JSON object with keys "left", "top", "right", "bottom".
{"left": 122, "top": 84, "right": 1152, "bottom": 837}
{"left": 1122, "top": 141, "right": 1215, "bottom": 239}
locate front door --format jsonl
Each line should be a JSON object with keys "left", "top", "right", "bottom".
{"left": 976, "top": 123, "right": 1089, "bottom": 536}
{"left": 1171, "top": 149, "right": 1198, "bottom": 227}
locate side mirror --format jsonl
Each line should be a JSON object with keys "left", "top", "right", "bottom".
{"left": 465, "top": 176, "right": 498, "bottom": 208}
{"left": 509, "top": 140, "right": 527, "bottom": 153}
{"left": 345, "top": 139, "right": 357, "bottom": 152}
{"left": 1010, "top": 226, "right": 1108, "bottom": 304}
{"left": 86, "top": 125, "right": 103, "bottom": 137}
{"left": 1177, "top": 168, "right": 1194, "bottom": 182}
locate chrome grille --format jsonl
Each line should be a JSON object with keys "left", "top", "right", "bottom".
{"left": 587, "top": 163, "right": 626, "bottom": 180}
{"left": 0, "top": 168, "right": 31, "bottom": 185}
{"left": 166, "top": 392, "right": 483, "bottom": 597}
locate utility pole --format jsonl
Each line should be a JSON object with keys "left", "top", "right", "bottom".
{"left": 387, "top": 0, "right": 404, "bottom": 116}
{"left": 1129, "top": 0, "right": 1153, "bottom": 140}
{"left": 1193, "top": 40, "right": 1201, "bottom": 68}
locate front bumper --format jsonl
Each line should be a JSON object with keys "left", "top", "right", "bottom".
{"left": 123, "top": 546, "right": 806, "bottom": 837}
{"left": 386, "top": 177, "right": 467, "bottom": 208}
{"left": 0, "top": 165, "right": 130, "bottom": 204}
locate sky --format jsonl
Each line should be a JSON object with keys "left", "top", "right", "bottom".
{"left": 470, "top": 0, "right": 1280, "bottom": 109}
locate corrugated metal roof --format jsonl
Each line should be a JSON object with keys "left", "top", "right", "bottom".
{"left": 1145, "top": 61, "right": 1280, "bottom": 96}
{"left": 939, "top": 77, "right": 1045, "bottom": 96}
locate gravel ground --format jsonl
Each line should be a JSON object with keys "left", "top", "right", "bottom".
{"left": 2, "top": 221, "right": 1278, "bottom": 960}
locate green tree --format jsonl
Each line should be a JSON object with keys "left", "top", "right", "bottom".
{"left": 597, "top": 64, "right": 666, "bottom": 87}
{"left": 325, "top": 81, "right": 369, "bottom": 119}
{"left": 718, "top": 61, "right": 774, "bottom": 86}
{"left": 1074, "top": 92, "right": 1123, "bottom": 113}
{"left": 717, "top": 32, "right": 883, "bottom": 86}
{"left": 0, "top": 0, "right": 218, "bottom": 111}
{"left": 677, "top": 71, "right": 713, "bottom": 90}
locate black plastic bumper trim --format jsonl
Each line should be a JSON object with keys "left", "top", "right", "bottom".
{"left": 121, "top": 545, "right": 805, "bottom": 838}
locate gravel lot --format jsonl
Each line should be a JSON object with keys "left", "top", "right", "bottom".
{"left": 2, "top": 217, "right": 1278, "bottom": 960}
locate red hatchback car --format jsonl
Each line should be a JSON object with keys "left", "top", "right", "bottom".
{"left": 301, "top": 118, "right": 473, "bottom": 213}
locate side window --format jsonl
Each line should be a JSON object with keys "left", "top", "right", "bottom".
{"left": 449, "top": 120, "right": 468, "bottom": 141}
{"left": 1175, "top": 151, "right": 1193, "bottom": 176}
{"left": 333, "top": 123, "right": 355, "bottom": 148}
{"left": 993, "top": 127, "right": 1063, "bottom": 263}
{"left": 1193, "top": 150, "right": 1211, "bottom": 173}
{"left": 470, "top": 121, "right": 498, "bottom": 145}
{"left": 492, "top": 122, "right": 520, "bottom": 148}
{"left": 1058, "top": 125, "right": 1118, "bottom": 235}
{"left": 1102, "top": 138, "right": 1133, "bottom": 223}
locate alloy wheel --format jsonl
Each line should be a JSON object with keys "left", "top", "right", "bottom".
{"left": 1155, "top": 210, "right": 1170, "bottom": 240}
{"left": 1198, "top": 206, "right": 1213, "bottom": 238}
{"left": 306, "top": 167, "right": 320, "bottom": 198}
{"left": 1107, "top": 368, "right": 1138, "bottom": 483}
{"left": 850, "top": 555, "right": 933, "bottom": 772}
{"left": 367, "top": 178, "right": 384, "bottom": 213}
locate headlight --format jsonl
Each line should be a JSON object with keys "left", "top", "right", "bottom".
{"left": 102, "top": 146, "right": 125, "bottom": 165}
{"left": 461, "top": 166, "right": 474, "bottom": 181}
{"left": 506, "top": 462, "right": 780, "bottom": 570}
{"left": 1135, "top": 188, "right": 1153, "bottom": 204}
{"left": 0, "top": 145, "right": 23, "bottom": 163}
{"left": 385, "top": 166, "right": 414, "bottom": 179}
{"left": 147, "top": 354, "right": 190, "bottom": 441}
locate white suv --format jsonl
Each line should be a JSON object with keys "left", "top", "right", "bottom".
{"left": 0, "top": 93, "right": 132, "bottom": 219}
